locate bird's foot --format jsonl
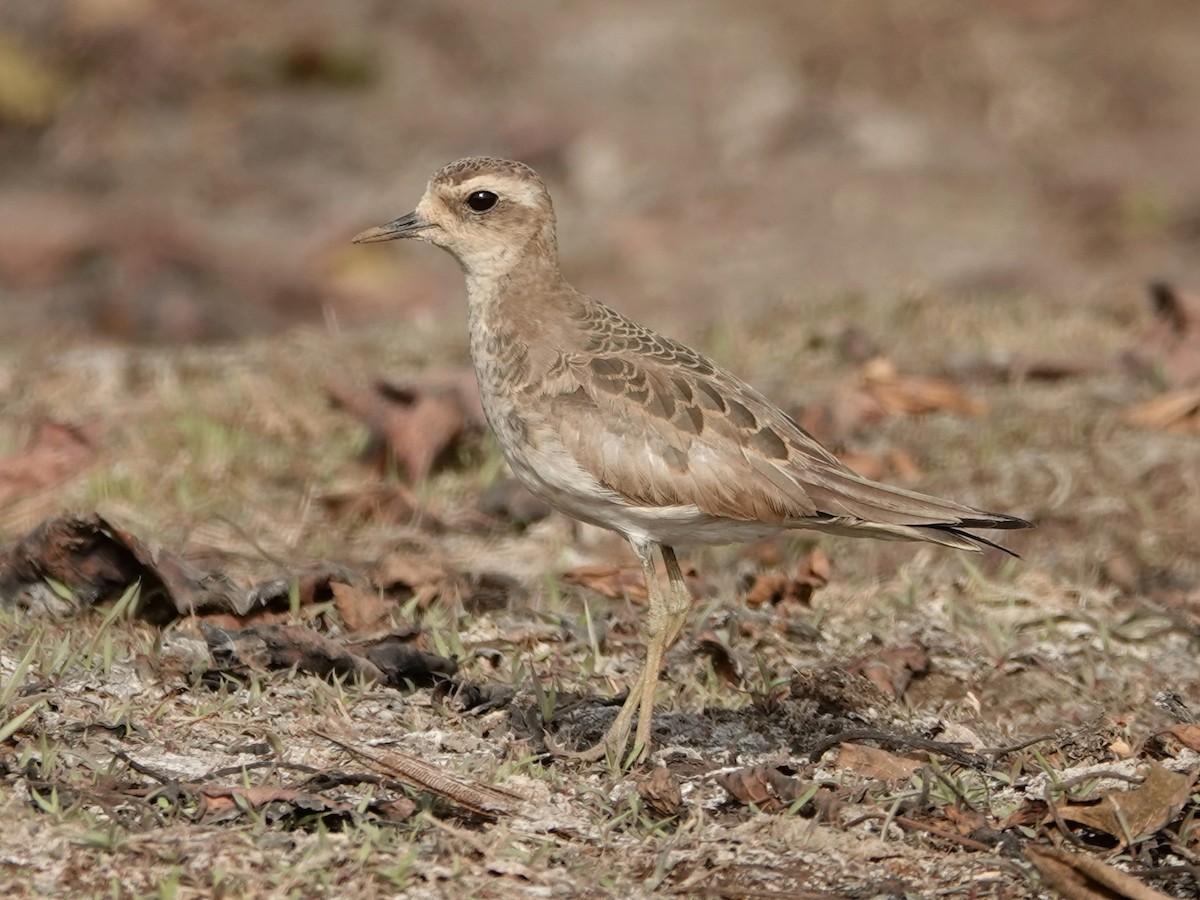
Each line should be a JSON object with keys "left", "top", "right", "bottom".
{"left": 544, "top": 727, "right": 646, "bottom": 767}
{"left": 544, "top": 696, "right": 646, "bottom": 767}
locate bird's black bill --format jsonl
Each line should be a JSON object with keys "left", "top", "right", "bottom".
{"left": 352, "top": 211, "right": 431, "bottom": 243}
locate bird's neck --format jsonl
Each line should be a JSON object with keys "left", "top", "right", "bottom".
{"left": 462, "top": 225, "right": 560, "bottom": 302}
{"left": 465, "top": 232, "right": 581, "bottom": 393}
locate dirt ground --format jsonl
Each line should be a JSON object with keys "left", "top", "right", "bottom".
{"left": 2, "top": 2, "right": 1200, "bottom": 897}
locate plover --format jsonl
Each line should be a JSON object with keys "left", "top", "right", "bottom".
{"left": 354, "top": 157, "right": 1031, "bottom": 763}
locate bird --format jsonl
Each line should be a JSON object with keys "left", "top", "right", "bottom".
{"left": 353, "top": 156, "right": 1032, "bottom": 764}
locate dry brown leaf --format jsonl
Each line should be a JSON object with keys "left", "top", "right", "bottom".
{"left": 375, "top": 552, "right": 452, "bottom": 607}
{"left": 562, "top": 564, "right": 648, "bottom": 604}
{"left": 742, "top": 548, "right": 830, "bottom": 609}
{"left": 998, "top": 799, "right": 1048, "bottom": 831}
{"left": 739, "top": 538, "right": 785, "bottom": 567}
{"left": 716, "top": 765, "right": 815, "bottom": 814}
{"left": 1124, "top": 281, "right": 1200, "bottom": 388}
{"left": 331, "top": 581, "right": 393, "bottom": 632}
{"left": 0, "top": 512, "right": 241, "bottom": 623}
{"left": 1122, "top": 387, "right": 1200, "bottom": 434}
{"left": 1163, "top": 723, "right": 1200, "bottom": 753}
{"left": 76, "top": 210, "right": 289, "bottom": 342}
{"left": 638, "top": 767, "right": 684, "bottom": 817}
{"left": 941, "top": 803, "right": 991, "bottom": 838}
{"left": 1025, "top": 844, "right": 1176, "bottom": 900}
{"left": 0, "top": 420, "right": 99, "bottom": 508}
{"left": 834, "top": 743, "right": 923, "bottom": 783}
{"left": 204, "top": 618, "right": 456, "bottom": 688}
{"left": 1051, "top": 761, "right": 1196, "bottom": 847}
{"left": 197, "top": 785, "right": 353, "bottom": 819}
{"left": 328, "top": 372, "right": 483, "bottom": 482}
{"left": 859, "top": 356, "right": 987, "bottom": 418}
{"left": 847, "top": 646, "right": 929, "bottom": 699}
{"left": 0, "top": 193, "right": 94, "bottom": 287}
{"left": 837, "top": 447, "right": 923, "bottom": 483}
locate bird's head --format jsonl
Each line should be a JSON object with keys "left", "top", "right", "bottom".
{"left": 354, "top": 156, "right": 557, "bottom": 281}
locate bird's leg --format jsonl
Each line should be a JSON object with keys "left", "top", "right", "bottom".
{"left": 631, "top": 544, "right": 693, "bottom": 755}
{"left": 547, "top": 537, "right": 665, "bottom": 765}
{"left": 659, "top": 546, "right": 693, "bottom": 647}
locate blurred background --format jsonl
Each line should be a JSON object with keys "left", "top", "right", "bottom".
{"left": 2, "top": 0, "right": 1199, "bottom": 347}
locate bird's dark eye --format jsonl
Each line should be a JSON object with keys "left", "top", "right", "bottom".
{"left": 466, "top": 190, "right": 498, "bottom": 212}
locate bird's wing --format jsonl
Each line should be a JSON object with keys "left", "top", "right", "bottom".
{"left": 544, "top": 348, "right": 818, "bottom": 522}
{"left": 542, "top": 309, "right": 1025, "bottom": 532}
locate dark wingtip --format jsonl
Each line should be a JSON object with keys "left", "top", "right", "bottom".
{"left": 989, "top": 514, "right": 1035, "bottom": 530}
{"left": 932, "top": 525, "right": 1023, "bottom": 558}
{"left": 951, "top": 513, "right": 1034, "bottom": 531}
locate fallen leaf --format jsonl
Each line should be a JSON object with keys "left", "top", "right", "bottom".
{"left": 375, "top": 796, "right": 418, "bottom": 822}
{"left": 0, "top": 420, "right": 99, "bottom": 508}
{"left": 887, "top": 447, "right": 924, "bottom": 482}
{"left": 211, "top": 564, "right": 369, "bottom": 629}
{"left": 837, "top": 446, "right": 924, "bottom": 484}
{"left": 0, "top": 192, "right": 93, "bottom": 288}
{"left": 1050, "top": 761, "right": 1196, "bottom": 847}
{"left": 562, "top": 564, "right": 648, "bottom": 604}
{"left": 1122, "top": 387, "right": 1200, "bottom": 434}
{"left": 638, "top": 767, "right": 684, "bottom": 817}
{"left": 1101, "top": 552, "right": 1140, "bottom": 593}
{"left": 847, "top": 646, "right": 929, "bottom": 699}
{"left": 1124, "top": 281, "right": 1200, "bottom": 388}
{"left": 834, "top": 743, "right": 923, "bottom": 783}
{"left": 1163, "top": 724, "right": 1200, "bottom": 753}
{"left": 741, "top": 548, "right": 830, "bottom": 609}
{"left": 80, "top": 209, "right": 292, "bottom": 342}
{"left": 716, "top": 765, "right": 815, "bottom": 814}
{"left": 328, "top": 372, "right": 484, "bottom": 482}
{"left": 375, "top": 552, "right": 452, "bottom": 607}
{"left": 1025, "top": 843, "right": 1176, "bottom": 900}
{"left": 835, "top": 450, "right": 889, "bottom": 481}
{"left": 197, "top": 785, "right": 354, "bottom": 820}
{"left": 739, "top": 538, "right": 785, "bottom": 567}
{"left": 941, "top": 803, "right": 992, "bottom": 839}
{"left": 858, "top": 356, "right": 987, "bottom": 418}
{"left": 0, "top": 512, "right": 240, "bottom": 623}
{"left": 332, "top": 581, "right": 393, "bottom": 632}
{"left": 997, "top": 798, "right": 1048, "bottom": 831}
{"left": 944, "top": 350, "right": 1115, "bottom": 384}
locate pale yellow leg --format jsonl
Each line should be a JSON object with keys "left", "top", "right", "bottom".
{"left": 548, "top": 541, "right": 695, "bottom": 765}
{"left": 631, "top": 545, "right": 693, "bottom": 756}
{"left": 548, "top": 538, "right": 658, "bottom": 763}
{"left": 660, "top": 546, "right": 695, "bottom": 649}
